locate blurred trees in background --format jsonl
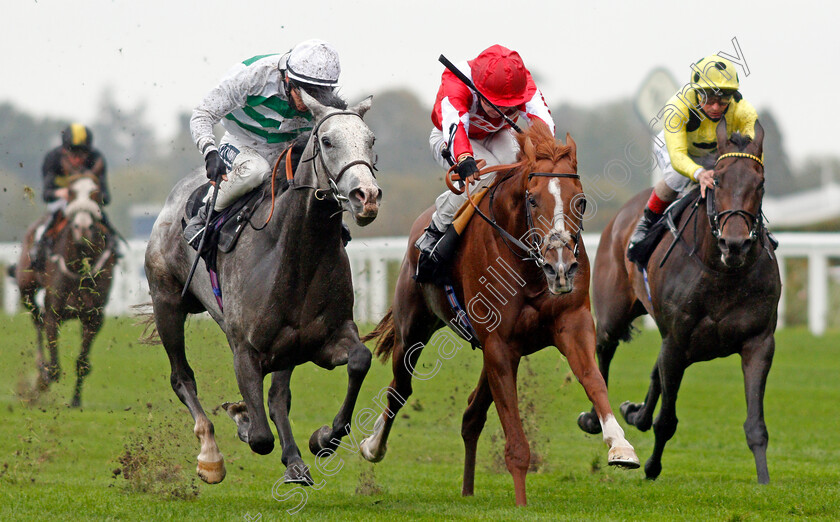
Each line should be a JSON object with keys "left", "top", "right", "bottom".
{"left": 0, "top": 87, "right": 828, "bottom": 242}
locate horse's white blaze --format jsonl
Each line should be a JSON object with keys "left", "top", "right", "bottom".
{"left": 65, "top": 178, "right": 102, "bottom": 220}
{"left": 547, "top": 179, "right": 572, "bottom": 247}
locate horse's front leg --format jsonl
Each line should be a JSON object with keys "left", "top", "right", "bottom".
{"left": 556, "top": 310, "right": 639, "bottom": 469}
{"left": 741, "top": 331, "right": 775, "bottom": 484}
{"left": 309, "top": 322, "right": 372, "bottom": 455}
{"left": 482, "top": 336, "right": 528, "bottom": 506}
{"left": 232, "top": 346, "right": 274, "bottom": 455}
{"left": 267, "top": 368, "right": 314, "bottom": 485}
{"left": 71, "top": 311, "right": 103, "bottom": 407}
{"left": 38, "top": 307, "right": 62, "bottom": 389}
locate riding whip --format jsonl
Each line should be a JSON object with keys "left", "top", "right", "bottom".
{"left": 438, "top": 54, "right": 523, "bottom": 134}
{"left": 182, "top": 181, "right": 220, "bottom": 298}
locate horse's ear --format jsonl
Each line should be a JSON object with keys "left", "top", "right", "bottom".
{"left": 350, "top": 95, "right": 373, "bottom": 119}
{"left": 298, "top": 88, "right": 329, "bottom": 121}
{"left": 522, "top": 135, "right": 535, "bottom": 161}
{"left": 565, "top": 132, "right": 577, "bottom": 158}
{"left": 715, "top": 117, "right": 729, "bottom": 152}
{"left": 750, "top": 120, "right": 765, "bottom": 157}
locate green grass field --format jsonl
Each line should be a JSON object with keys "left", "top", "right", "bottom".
{"left": 0, "top": 313, "right": 838, "bottom": 521}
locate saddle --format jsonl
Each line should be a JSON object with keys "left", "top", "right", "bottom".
{"left": 630, "top": 188, "right": 699, "bottom": 269}
{"left": 181, "top": 180, "right": 288, "bottom": 271}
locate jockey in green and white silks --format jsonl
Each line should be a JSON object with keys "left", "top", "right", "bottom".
{"left": 188, "top": 39, "right": 341, "bottom": 213}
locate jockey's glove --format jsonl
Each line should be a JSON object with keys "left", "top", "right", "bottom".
{"left": 455, "top": 156, "right": 479, "bottom": 182}
{"left": 205, "top": 150, "right": 227, "bottom": 184}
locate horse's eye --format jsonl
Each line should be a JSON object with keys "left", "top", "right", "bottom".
{"left": 321, "top": 136, "right": 332, "bottom": 148}
{"left": 528, "top": 196, "right": 537, "bottom": 207}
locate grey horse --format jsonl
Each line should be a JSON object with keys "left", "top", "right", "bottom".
{"left": 144, "top": 90, "right": 381, "bottom": 485}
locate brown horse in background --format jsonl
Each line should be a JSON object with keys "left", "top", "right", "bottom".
{"left": 11, "top": 174, "right": 117, "bottom": 407}
{"left": 577, "top": 119, "right": 779, "bottom": 483}
{"left": 360, "top": 122, "right": 638, "bottom": 506}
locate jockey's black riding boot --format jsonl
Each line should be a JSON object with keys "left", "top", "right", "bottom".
{"left": 414, "top": 222, "right": 459, "bottom": 284}
{"left": 627, "top": 207, "right": 662, "bottom": 261}
{"left": 341, "top": 222, "right": 352, "bottom": 247}
{"left": 184, "top": 205, "right": 215, "bottom": 250}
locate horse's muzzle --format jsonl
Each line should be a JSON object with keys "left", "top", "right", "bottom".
{"left": 543, "top": 260, "right": 578, "bottom": 295}
{"left": 719, "top": 236, "right": 752, "bottom": 268}
{"left": 349, "top": 186, "right": 382, "bottom": 226}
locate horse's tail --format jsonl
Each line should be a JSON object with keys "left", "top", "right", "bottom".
{"left": 132, "top": 303, "right": 162, "bottom": 345}
{"left": 361, "top": 307, "right": 396, "bottom": 363}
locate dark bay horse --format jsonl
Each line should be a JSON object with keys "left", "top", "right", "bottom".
{"left": 359, "top": 122, "right": 638, "bottom": 506}
{"left": 578, "top": 119, "right": 779, "bottom": 483}
{"left": 12, "top": 174, "right": 117, "bottom": 407}
{"left": 144, "top": 90, "right": 381, "bottom": 486}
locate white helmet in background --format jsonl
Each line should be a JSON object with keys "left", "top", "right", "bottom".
{"left": 280, "top": 39, "right": 341, "bottom": 87}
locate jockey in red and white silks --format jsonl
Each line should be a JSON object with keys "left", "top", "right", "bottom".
{"left": 414, "top": 44, "right": 555, "bottom": 283}
{"left": 428, "top": 45, "right": 554, "bottom": 231}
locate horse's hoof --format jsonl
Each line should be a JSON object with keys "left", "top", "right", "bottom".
{"left": 620, "top": 401, "right": 644, "bottom": 427}
{"left": 359, "top": 436, "right": 386, "bottom": 463}
{"left": 644, "top": 458, "right": 661, "bottom": 480}
{"left": 197, "top": 458, "right": 226, "bottom": 484}
{"left": 284, "top": 461, "right": 315, "bottom": 486}
{"left": 222, "top": 401, "right": 251, "bottom": 443}
{"left": 308, "top": 425, "right": 336, "bottom": 456}
{"left": 608, "top": 445, "right": 640, "bottom": 469}
{"left": 70, "top": 396, "right": 81, "bottom": 408}
{"left": 577, "top": 411, "right": 602, "bottom": 434}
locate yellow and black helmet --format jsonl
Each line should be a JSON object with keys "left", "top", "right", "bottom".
{"left": 61, "top": 123, "right": 93, "bottom": 151}
{"left": 691, "top": 56, "right": 739, "bottom": 93}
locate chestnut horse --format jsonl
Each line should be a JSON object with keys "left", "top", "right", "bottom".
{"left": 11, "top": 174, "right": 117, "bottom": 407}
{"left": 360, "top": 122, "right": 638, "bottom": 506}
{"left": 577, "top": 119, "right": 779, "bottom": 483}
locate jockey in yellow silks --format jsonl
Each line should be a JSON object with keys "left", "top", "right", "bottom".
{"left": 627, "top": 55, "right": 759, "bottom": 261}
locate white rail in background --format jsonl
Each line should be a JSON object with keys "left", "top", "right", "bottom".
{"left": 1, "top": 233, "right": 838, "bottom": 335}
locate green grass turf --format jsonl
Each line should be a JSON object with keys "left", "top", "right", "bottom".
{"left": 0, "top": 313, "right": 838, "bottom": 520}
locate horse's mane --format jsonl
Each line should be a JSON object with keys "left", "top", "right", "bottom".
{"left": 515, "top": 121, "right": 576, "bottom": 172}
{"left": 728, "top": 132, "right": 752, "bottom": 150}
{"left": 300, "top": 85, "right": 348, "bottom": 110}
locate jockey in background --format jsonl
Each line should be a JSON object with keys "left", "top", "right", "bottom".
{"left": 31, "top": 123, "right": 110, "bottom": 270}
{"left": 415, "top": 44, "right": 555, "bottom": 282}
{"left": 627, "top": 55, "right": 763, "bottom": 262}
{"left": 185, "top": 38, "right": 351, "bottom": 245}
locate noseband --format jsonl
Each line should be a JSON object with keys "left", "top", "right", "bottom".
{"left": 300, "top": 110, "right": 376, "bottom": 204}
{"left": 707, "top": 152, "right": 764, "bottom": 242}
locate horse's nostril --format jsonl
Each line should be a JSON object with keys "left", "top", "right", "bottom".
{"left": 542, "top": 264, "right": 557, "bottom": 279}
{"left": 567, "top": 261, "right": 579, "bottom": 279}
{"left": 350, "top": 188, "right": 364, "bottom": 203}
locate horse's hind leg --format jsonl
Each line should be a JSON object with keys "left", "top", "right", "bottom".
{"left": 482, "top": 337, "right": 530, "bottom": 506}
{"left": 741, "top": 333, "right": 774, "bottom": 484}
{"left": 70, "top": 312, "right": 103, "bottom": 408}
{"left": 620, "top": 348, "right": 665, "bottom": 432}
{"left": 155, "top": 298, "right": 226, "bottom": 484}
{"left": 267, "top": 368, "right": 314, "bottom": 485}
{"left": 308, "top": 324, "right": 372, "bottom": 456}
{"left": 461, "top": 367, "right": 493, "bottom": 497}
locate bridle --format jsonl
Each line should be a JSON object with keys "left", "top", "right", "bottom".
{"left": 471, "top": 168, "right": 585, "bottom": 270}
{"left": 707, "top": 152, "right": 765, "bottom": 243}
{"left": 297, "top": 110, "right": 377, "bottom": 204}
